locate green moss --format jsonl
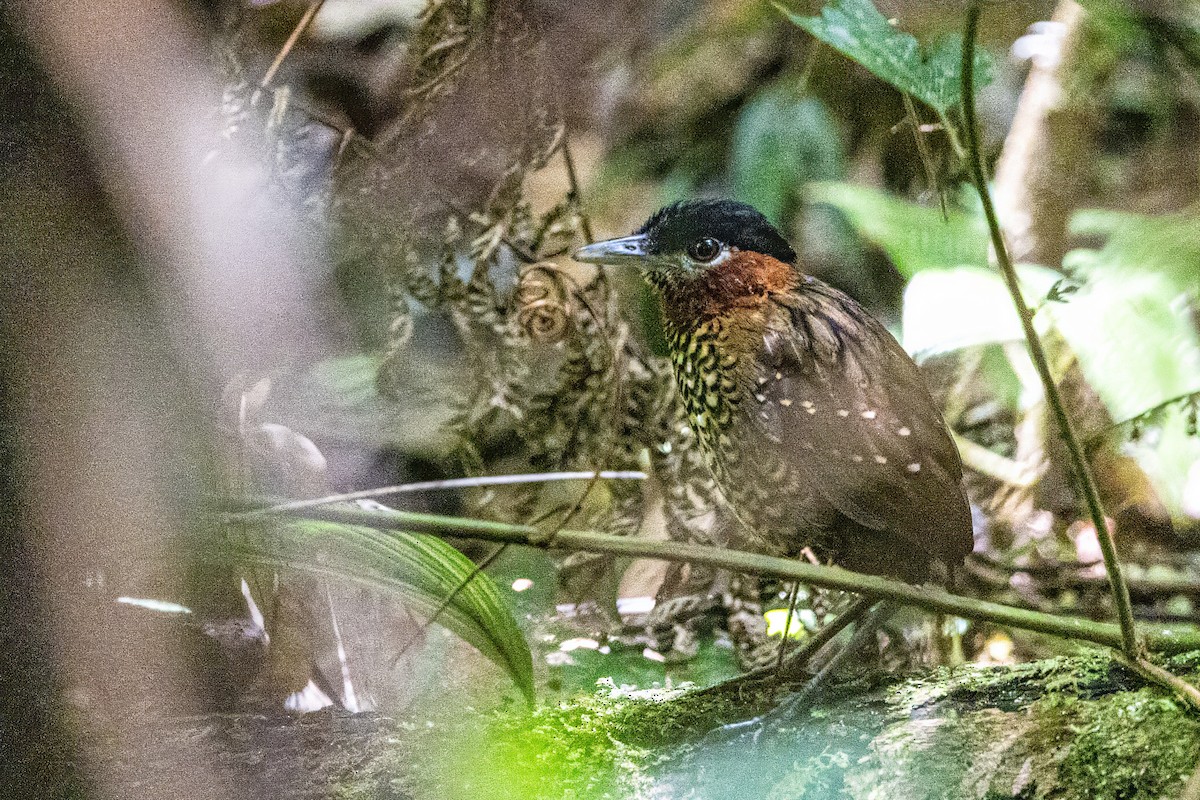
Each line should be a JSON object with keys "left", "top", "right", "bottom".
{"left": 1049, "top": 687, "right": 1200, "bottom": 800}
{"left": 854, "top": 654, "right": 1200, "bottom": 800}
{"left": 607, "top": 678, "right": 781, "bottom": 747}
{"left": 888, "top": 650, "right": 1126, "bottom": 714}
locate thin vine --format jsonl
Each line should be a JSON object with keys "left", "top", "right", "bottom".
{"left": 960, "top": 0, "right": 1140, "bottom": 658}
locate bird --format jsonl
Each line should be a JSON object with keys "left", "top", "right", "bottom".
{"left": 574, "top": 199, "right": 973, "bottom": 583}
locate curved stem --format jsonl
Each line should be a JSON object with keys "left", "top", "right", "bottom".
{"left": 562, "top": 136, "right": 595, "bottom": 245}
{"left": 960, "top": 1, "right": 1140, "bottom": 657}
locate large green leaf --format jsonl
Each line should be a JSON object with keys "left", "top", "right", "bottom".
{"left": 730, "top": 88, "right": 844, "bottom": 225}
{"left": 809, "top": 182, "right": 988, "bottom": 277}
{"left": 1049, "top": 273, "right": 1200, "bottom": 426}
{"left": 1055, "top": 215, "right": 1200, "bottom": 518}
{"left": 1055, "top": 210, "right": 1200, "bottom": 424}
{"left": 234, "top": 518, "right": 535, "bottom": 703}
{"left": 903, "top": 262, "right": 1200, "bottom": 425}
{"left": 775, "top": 0, "right": 993, "bottom": 112}
{"left": 901, "top": 264, "right": 1062, "bottom": 357}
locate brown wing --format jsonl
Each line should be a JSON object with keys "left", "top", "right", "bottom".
{"left": 749, "top": 285, "right": 973, "bottom": 565}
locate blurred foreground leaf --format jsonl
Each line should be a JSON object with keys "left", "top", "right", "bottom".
{"left": 233, "top": 519, "right": 534, "bottom": 703}
{"left": 1049, "top": 272, "right": 1200, "bottom": 424}
{"left": 776, "top": 0, "right": 993, "bottom": 112}
{"left": 264, "top": 354, "right": 458, "bottom": 456}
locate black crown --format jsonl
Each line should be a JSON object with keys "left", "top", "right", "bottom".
{"left": 636, "top": 199, "right": 797, "bottom": 264}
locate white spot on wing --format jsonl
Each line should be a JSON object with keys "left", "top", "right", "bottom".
{"left": 837, "top": 409, "right": 849, "bottom": 417}
{"left": 861, "top": 410, "right": 877, "bottom": 420}
{"left": 779, "top": 398, "right": 793, "bottom": 407}
{"left": 907, "top": 462, "right": 921, "bottom": 472}
{"left": 874, "top": 455, "right": 887, "bottom": 464}
{"left": 898, "top": 426, "right": 911, "bottom": 437}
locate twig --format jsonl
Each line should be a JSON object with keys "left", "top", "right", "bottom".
{"left": 970, "top": 551, "right": 1100, "bottom": 577}
{"left": 221, "top": 498, "right": 1200, "bottom": 655}
{"left": 240, "top": 470, "right": 647, "bottom": 518}
{"left": 543, "top": 129, "right": 634, "bottom": 548}
{"left": 952, "top": 431, "right": 1038, "bottom": 487}
{"left": 1092, "top": 389, "right": 1200, "bottom": 441}
{"left": 967, "top": 553, "right": 1200, "bottom": 602}
{"left": 902, "top": 93, "right": 947, "bottom": 218}
{"left": 259, "top": 0, "right": 328, "bottom": 92}
{"left": 775, "top": 583, "right": 801, "bottom": 669}
{"left": 783, "top": 601, "right": 896, "bottom": 708}
{"left": 690, "top": 598, "right": 873, "bottom": 701}
{"left": 776, "top": 594, "right": 876, "bottom": 679}
{"left": 387, "top": 541, "right": 509, "bottom": 668}
{"left": 933, "top": 107, "right": 968, "bottom": 162}
{"left": 961, "top": 1, "right": 1140, "bottom": 658}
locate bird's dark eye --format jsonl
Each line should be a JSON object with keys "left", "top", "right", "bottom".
{"left": 687, "top": 237, "right": 722, "bottom": 263}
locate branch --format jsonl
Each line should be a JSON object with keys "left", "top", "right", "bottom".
{"left": 220, "top": 499, "right": 1200, "bottom": 655}
{"left": 960, "top": 1, "right": 1140, "bottom": 658}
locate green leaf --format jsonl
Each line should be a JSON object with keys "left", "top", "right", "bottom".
{"left": 1055, "top": 210, "right": 1200, "bottom": 424}
{"left": 775, "top": 0, "right": 993, "bottom": 112}
{"left": 1054, "top": 213, "right": 1200, "bottom": 518}
{"left": 1048, "top": 272, "right": 1200, "bottom": 426}
{"left": 809, "top": 182, "right": 988, "bottom": 277}
{"left": 730, "top": 88, "right": 845, "bottom": 225}
{"left": 1127, "top": 404, "right": 1200, "bottom": 522}
{"left": 234, "top": 518, "right": 535, "bottom": 703}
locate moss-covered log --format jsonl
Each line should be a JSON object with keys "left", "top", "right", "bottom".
{"left": 82, "top": 652, "right": 1200, "bottom": 799}
{"left": 351, "top": 651, "right": 1200, "bottom": 799}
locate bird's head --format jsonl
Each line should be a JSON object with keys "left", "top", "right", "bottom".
{"left": 573, "top": 199, "right": 799, "bottom": 323}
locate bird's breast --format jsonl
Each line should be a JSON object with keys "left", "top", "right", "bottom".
{"left": 666, "top": 312, "right": 833, "bottom": 551}
{"left": 667, "top": 318, "right": 747, "bottom": 457}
